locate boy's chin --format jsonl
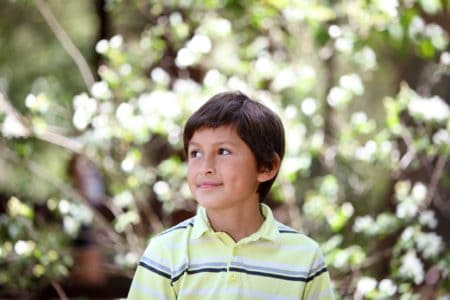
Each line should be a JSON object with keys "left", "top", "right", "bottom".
{"left": 195, "top": 198, "right": 228, "bottom": 210}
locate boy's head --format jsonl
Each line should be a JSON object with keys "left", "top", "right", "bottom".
{"left": 183, "top": 91, "right": 285, "bottom": 202}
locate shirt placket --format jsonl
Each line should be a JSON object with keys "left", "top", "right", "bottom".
{"left": 227, "top": 245, "right": 237, "bottom": 283}
{"left": 216, "top": 232, "right": 239, "bottom": 284}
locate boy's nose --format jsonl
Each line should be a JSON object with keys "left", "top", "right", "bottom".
{"left": 200, "top": 156, "right": 216, "bottom": 175}
{"left": 203, "top": 168, "right": 215, "bottom": 175}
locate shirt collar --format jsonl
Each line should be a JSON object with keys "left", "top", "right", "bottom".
{"left": 191, "top": 203, "right": 280, "bottom": 243}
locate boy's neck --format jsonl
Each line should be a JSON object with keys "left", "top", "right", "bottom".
{"left": 205, "top": 201, "right": 265, "bottom": 242}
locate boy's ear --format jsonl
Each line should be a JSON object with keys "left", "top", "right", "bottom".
{"left": 257, "top": 154, "right": 281, "bottom": 183}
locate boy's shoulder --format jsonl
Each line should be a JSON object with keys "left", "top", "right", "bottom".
{"left": 275, "top": 221, "right": 321, "bottom": 249}
{"left": 151, "top": 217, "right": 196, "bottom": 242}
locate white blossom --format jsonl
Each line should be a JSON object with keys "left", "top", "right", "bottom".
{"left": 401, "top": 226, "right": 415, "bottom": 241}
{"left": 341, "top": 202, "right": 354, "bottom": 217}
{"left": 227, "top": 76, "right": 250, "bottom": 94}
{"left": 419, "top": 210, "right": 438, "bottom": 229}
{"left": 408, "top": 95, "right": 449, "bottom": 122}
{"left": 411, "top": 182, "right": 427, "bottom": 203}
{"left": 58, "top": 199, "right": 71, "bottom": 214}
{"left": 113, "top": 191, "right": 134, "bottom": 208}
{"left": 354, "top": 47, "right": 377, "bottom": 70}
{"left": 440, "top": 52, "right": 450, "bottom": 65}
{"left": 203, "top": 69, "right": 227, "bottom": 87}
{"left": 138, "top": 90, "right": 181, "bottom": 119}
{"left": 408, "top": 16, "right": 425, "bottom": 39}
{"left": 271, "top": 67, "right": 297, "bottom": 91}
{"left": 399, "top": 250, "right": 424, "bottom": 284}
{"left": 175, "top": 47, "right": 198, "bottom": 67}
{"left": 121, "top": 156, "right": 135, "bottom": 172}
{"left": 119, "top": 64, "right": 132, "bottom": 76}
{"left": 335, "top": 37, "right": 354, "bottom": 53}
{"left": 355, "top": 140, "right": 377, "bottom": 161}
{"left": 1, "top": 115, "right": 29, "bottom": 137}
{"left": 125, "top": 251, "right": 139, "bottom": 266}
{"left": 379, "top": 279, "right": 397, "bottom": 296}
{"left": 396, "top": 201, "right": 418, "bottom": 219}
{"left": 327, "top": 86, "right": 352, "bottom": 107}
{"left": 301, "top": 98, "right": 317, "bottom": 116}
{"left": 328, "top": 25, "right": 342, "bottom": 38}
{"left": 416, "top": 232, "right": 443, "bottom": 258}
{"left": 116, "top": 102, "right": 134, "bottom": 124}
{"left": 356, "top": 277, "right": 377, "bottom": 295}
{"left": 187, "top": 34, "right": 212, "bottom": 54}
{"left": 353, "top": 215, "right": 375, "bottom": 233}
{"left": 14, "top": 240, "right": 35, "bottom": 256}
{"left": 339, "top": 74, "right": 364, "bottom": 95}
{"left": 200, "top": 18, "right": 231, "bottom": 37}
{"left": 25, "top": 93, "right": 49, "bottom": 113}
{"left": 109, "top": 35, "right": 123, "bottom": 49}
{"left": 72, "top": 93, "right": 97, "bottom": 130}
{"left": 284, "top": 105, "right": 298, "bottom": 120}
{"left": 91, "top": 81, "right": 112, "bottom": 99}
{"left": 173, "top": 78, "right": 201, "bottom": 95}
{"left": 432, "top": 129, "right": 450, "bottom": 146}
{"left": 151, "top": 67, "right": 170, "bottom": 85}
{"left": 95, "top": 39, "right": 109, "bottom": 54}
{"left": 153, "top": 181, "right": 171, "bottom": 201}
{"left": 378, "top": 0, "right": 399, "bottom": 17}
{"left": 63, "top": 215, "right": 80, "bottom": 236}
{"left": 254, "top": 55, "right": 277, "bottom": 77}
{"left": 351, "top": 112, "right": 368, "bottom": 124}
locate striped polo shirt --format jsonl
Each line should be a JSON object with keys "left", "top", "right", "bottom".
{"left": 128, "top": 204, "right": 334, "bottom": 300}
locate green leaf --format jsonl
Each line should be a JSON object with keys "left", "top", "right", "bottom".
{"left": 7, "top": 197, "right": 34, "bottom": 219}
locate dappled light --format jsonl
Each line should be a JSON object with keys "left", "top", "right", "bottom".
{"left": 0, "top": 0, "right": 449, "bottom": 299}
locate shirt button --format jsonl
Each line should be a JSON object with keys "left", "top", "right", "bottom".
{"left": 230, "top": 273, "right": 237, "bottom": 282}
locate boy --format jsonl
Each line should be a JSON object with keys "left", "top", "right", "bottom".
{"left": 128, "top": 91, "right": 334, "bottom": 299}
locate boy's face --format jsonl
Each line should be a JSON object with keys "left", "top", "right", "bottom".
{"left": 187, "top": 126, "right": 268, "bottom": 211}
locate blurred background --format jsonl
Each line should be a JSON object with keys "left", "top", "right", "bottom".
{"left": 0, "top": 0, "right": 449, "bottom": 299}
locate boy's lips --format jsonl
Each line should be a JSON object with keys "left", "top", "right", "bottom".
{"left": 197, "top": 181, "right": 223, "bottom": 189}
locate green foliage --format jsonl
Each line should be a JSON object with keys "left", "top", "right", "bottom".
{"left": 0, "top": 0, "right": 449, "bottom": 298}
{"left": 0, "top": 197, "right": 72, "bottom": 293}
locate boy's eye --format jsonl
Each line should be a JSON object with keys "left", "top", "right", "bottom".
{"left": 189, "top": 150, "right": 201, "bottom": 158}
{"left": 218, "top": 148, "right": 231, "bottom": 155}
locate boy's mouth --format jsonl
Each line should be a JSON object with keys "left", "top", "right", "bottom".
{"left": 197, "top": 182, "right": 222, "bottom": 189}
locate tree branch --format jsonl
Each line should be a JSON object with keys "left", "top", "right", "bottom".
{"left": 422, "top": 155, "right": 447, "bottom": 209}
{"left": 0, "top": 91, "right": 31, "bottom": 136}
{"left": 2, "top": 146, "right": 127, "bottom": 250}
{"left": 50, "top": 280, "right": 69, "bottom": 300}
{"left": 0, "top": 91, "right": 83, "bottom": 153}
{"left": 33, "top": 0, "right": 95, "bottom": 90}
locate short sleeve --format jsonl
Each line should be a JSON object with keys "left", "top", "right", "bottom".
{"left": 127, "top": 238, "right": 177, "bottom": 300}
{"left": 302, "top": 246, "right": 335, "bottom": 300}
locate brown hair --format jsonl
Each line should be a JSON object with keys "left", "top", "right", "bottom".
{"left": 183, "top": 91, "right": 285, "bottom": 201}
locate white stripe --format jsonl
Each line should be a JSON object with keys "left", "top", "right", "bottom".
{"left": 173, "top": 256, "right": 312, "bottom": 277}
{"left": 277, "top": 223, "right": 298, "bottom": 232}
{"left": 140, "top": 256, "right": 171, "bottom": 274}
{"left": 231, "top": 261, "right": 309, "bottom": 277}
{"left": 310, "top": 257, "right": 326, "bottom": 272}
{"left": 277, "top": 244, "right": 318, "bottom": 252}
{"left": 234, "top": 256, "right": 311, "bottom": 273}
{"left": 190, "top": 262, "right": 228, "bottom": 270}
{"left": 160, "top": 218, "right": 194, "bottom": 235}
{"left": 141, "top": 251, "right": 170, "bottom": 267}
{"left": 190, "top": 256, "right": 229, "bottom": 264}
